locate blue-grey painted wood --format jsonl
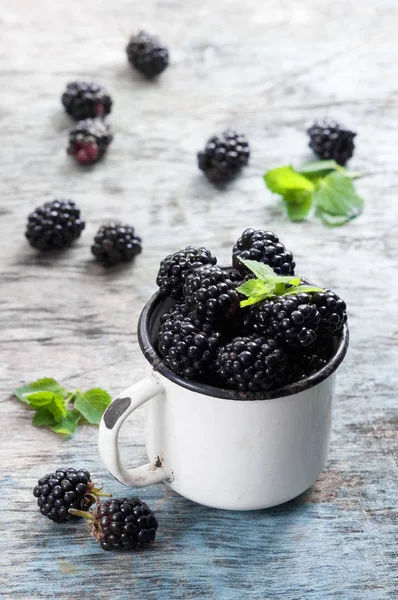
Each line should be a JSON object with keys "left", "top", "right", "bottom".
{"left": 1, "top": 0, "right": 398, "bottom": 598}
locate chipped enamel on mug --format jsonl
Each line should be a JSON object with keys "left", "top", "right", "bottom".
{"left": 98, "top": 292, "right": 349, "bottom": 511}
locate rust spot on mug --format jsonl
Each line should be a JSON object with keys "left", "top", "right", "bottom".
{"left": 153, "top": 455, "right": 162, "bottom": 468}
{"left": 103, "top": 396, "right": 131, "bottom": 429}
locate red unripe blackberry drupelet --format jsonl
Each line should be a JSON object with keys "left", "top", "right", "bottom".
{"left": 67, "top": 118, "right": 112, "bottom": 165}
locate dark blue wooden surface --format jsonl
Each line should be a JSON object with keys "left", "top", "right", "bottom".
{"left": 1, "top": 0, "right": 398, "bottom": 598}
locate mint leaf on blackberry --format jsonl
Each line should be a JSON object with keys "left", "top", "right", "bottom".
{"left": 313, "top": 172, "right": 364, "bottom": 227}
{"left": 14, "top": 378, "right": 66, "bottom": 403}
{"left": 74, "top": 389, "right": 111, "bottom": 425}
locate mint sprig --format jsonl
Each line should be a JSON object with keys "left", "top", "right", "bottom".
{"left": 263, "top": 160, "right": 364, "bottom": 226}
{"left": 13, "top": 378, "right": 112, "bottom": 436}
{"left": 236, "top": 258, "right": 324, "bottom": 308}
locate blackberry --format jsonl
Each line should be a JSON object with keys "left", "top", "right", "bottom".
{"left": 33, "top": 467, "right": 108, "bottom": 523}
{"left": 232, "top": 228, "right": 295, "bottom": 276}
{"left": 183, "top": 265, "right": 240, "bottom": 320}
{"left": 215, "top": 335, "right": 288, "bottom": 392}
{"left": 198, "top": 130, "right": 250, "bottom": 183}
{"left": 308, "top": 120, "right": 356, "bottom": 166}
{"left": 25, "top": 199, "right": 85, "bottom": 251}
{"left": 158, "top": 304, "right": 222, "bottom": 379}
{"left": 61, "top": 81, "right": 112, "bottom": 120}
{"left": 312, "top": 290, "right": 347, "bottom": 334}
{"left": 126, "top": 31, "right": 169, "bottom": 78}
{"left": 244, "top": 293, "right": 321, "bottom": 348}
{"left": 156, "top": 246, "right": 217, "bottom": 300}
{"left": 287, "top": 344, "right": 329, "bottom": 382}
{"left": 91, "top": 223, "right": 142, "bottom": 267}
{"left": 67, "top": 118, "right": 113, "bottom": 165}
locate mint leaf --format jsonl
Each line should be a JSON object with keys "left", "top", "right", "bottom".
{"left": 313, "top": 172, "right": 364, "bottom": 227}
{"left": 236, "top": 279, "right": 271, "bottom": 298}
{"left": 264, "top": 166, "right": 314, "bottom": 195}
{"left": 26, "top": 391, "right": 67, "bottom": 422}
{"left": 50, "top": 410, "right": 81, "bottom": 436}
{"left": 32, "top": 409, "right": 56, "bottom": 427}
{"left": 283, "top": 190, "right": 313, "bottom": 222}
{"left": 14, "top": 378, "right": 66, "bottom": 404}
{"left": 74, "top": 388, "right": 111, "bottom": 425}
{"left": 298, "top": 159, "right": 342, "bottom": 178}
{"left": 239, "top": 259, "right": 299, "bottom": 286}
{"left": 282, "top": 284, "right": 325, "bottom": 296}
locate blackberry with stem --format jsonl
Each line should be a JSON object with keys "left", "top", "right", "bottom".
{"left": 70, "top": 497, "right": 158, "bottom": 551}
{"left": 233, "top": 228, "right": 295, "bottom": 276}
{"left": 156, "top": 246, "right": 217, "bottom": 300}
{"left": 33, "top": 467, "right": 110, "bottom": 523}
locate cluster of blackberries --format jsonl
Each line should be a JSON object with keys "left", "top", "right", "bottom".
{"left": 156, "top": 229, "right": 347, "bottom": 393}
{"left": 25, "top": 200, "right": 142, "bottom": 267}
{"left": 33, "top": 467, "right": 158, "bottom": 552}
{"left": 61, "top": 32, "right": 169, "bottom": 166}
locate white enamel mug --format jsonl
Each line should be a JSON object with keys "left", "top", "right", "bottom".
{"left": 98, "top": 292, "right": 349, "bottom": 510}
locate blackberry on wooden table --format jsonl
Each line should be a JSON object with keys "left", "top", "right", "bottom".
{"left": 308, "top": 119, "right": 356, "bottom": 166}
{"left": 67, "top": 118, "right": 113, "bottom": 165}
{"left": 33, "top": 467, "right": 103, "bottom": 523}
{"left": 91, "top": 223, "right": 142, "bottom": 267}
{"left": 25, "top": 200, "right": 85, "bottom": 251}
{"left": 198, "top": 130, "right": 250, "bottom": 183}
{"left": 61, "top": 81, "right": 112, "bottom": 120}
{"left": 126, "top": 31, "right": 169, "bottom": 77}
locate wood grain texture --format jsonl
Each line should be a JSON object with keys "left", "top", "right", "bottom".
{"left": 1, "top": 0, "right": 398, "bottom": 598}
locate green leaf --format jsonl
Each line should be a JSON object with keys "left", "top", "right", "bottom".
{"left": 298, "top": 159, "right": 341, "bottom": 176}
{"left": 313, "top": 172, "right": 364, "bottom": 227}
{"left": 264, "top": 166, "right": 314, "bottom": 195}
{"left": 32, "top": 409, "right": 56, "bottom": 427}
{"left": 73, "top": 388, "right": 111, "bottom": 425}
{"left": 26, "top": 391, "right": 67, "bottom": 422}
{"left": 282, "top": 285, "right": 325, "bottom": 296}
{"left": 236, "top": 279, "right": 271, "bottom": 298}
{"left": 283, "top": 190, "right": 313, "bottom": 222}
{"left": 50, "top": 410, "right": 81, "bottom": 436}
{"left": 238, "top": 259, "right": 277, "bottom": 282}
{"left": 240, "top": 295, "right": 270, "bottom": 308}
{"left": 14, "top": 378, "right": 66, "bottom": 404}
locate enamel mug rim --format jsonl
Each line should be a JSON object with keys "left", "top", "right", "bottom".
{"left": 138, "top": 289, "right": 349, "bottom": 401}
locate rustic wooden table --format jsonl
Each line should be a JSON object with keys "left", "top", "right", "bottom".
{"left": 1, "top": 0, "right": 398, "bottom": 598}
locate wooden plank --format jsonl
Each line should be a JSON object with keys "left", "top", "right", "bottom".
{"left": 1, "top": 0, "right": 398, "bottom": 598}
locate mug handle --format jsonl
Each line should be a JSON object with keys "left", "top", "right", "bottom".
{"left": 98, "top": 376, "right": 169, "bottom": 487}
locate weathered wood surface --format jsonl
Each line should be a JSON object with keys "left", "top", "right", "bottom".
{"left": 1, "top": 0, "right": 398, "bottom": 598}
